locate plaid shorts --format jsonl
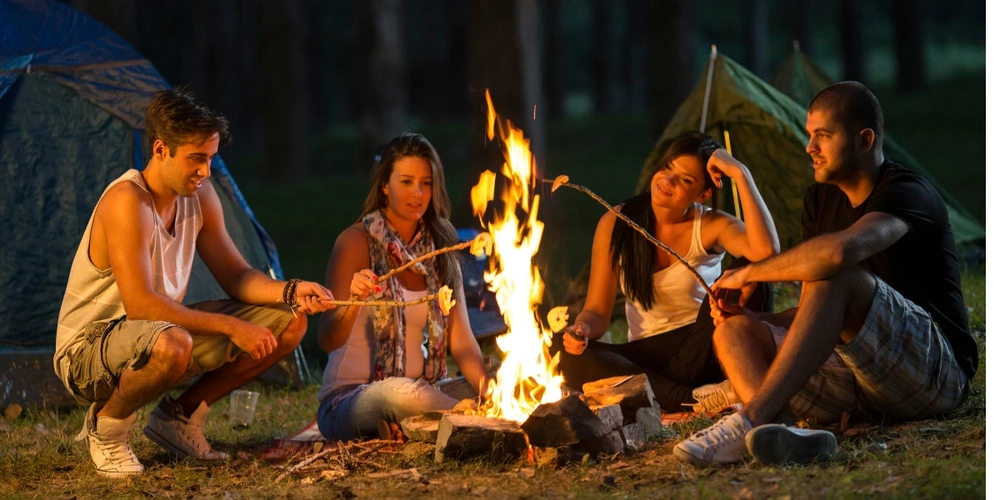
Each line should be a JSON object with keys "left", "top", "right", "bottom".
{"left": 67, "top": 300, "right": 294, "bottom": 404}
{"left": 767, "top": 277, "right": 970, "bottom": 423}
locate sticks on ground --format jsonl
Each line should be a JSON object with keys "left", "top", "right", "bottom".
{"left": 275, "top": 440, "right": 398, "bottom": 484}
{"left": 544, "top": 175, "right": 715, "bottom": 299}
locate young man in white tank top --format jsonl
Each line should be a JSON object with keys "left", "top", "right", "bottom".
{"left": 54, "top": 89, "right": 337, "bottom": 478}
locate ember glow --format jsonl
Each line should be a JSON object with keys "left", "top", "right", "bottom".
{"left": 473, "top": 90, "right": 564, "bottom": 423}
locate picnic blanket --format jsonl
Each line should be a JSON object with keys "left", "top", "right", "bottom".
{"left": 260, "top": 420, "right": 340, "bottom": 462}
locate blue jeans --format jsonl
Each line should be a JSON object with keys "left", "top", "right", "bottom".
{"left": 316, "top": 377, "right": 459, "bottom": 440}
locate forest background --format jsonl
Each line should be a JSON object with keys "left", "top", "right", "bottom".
{"left": 67, "top": 0, "right": 987, "bottom": 369}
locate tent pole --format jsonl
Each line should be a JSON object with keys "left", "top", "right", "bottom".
{"left": 723, "top": 128, "right": 742, "bottom": 221}
{"left": 699, "top": 45, "right": 719, "bottom": 133}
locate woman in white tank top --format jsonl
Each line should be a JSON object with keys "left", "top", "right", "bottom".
{"left": 315, "top": 134, "right": 490, "bottom": 441}
{"left": 551, "top": 132, "right": 780, "bottom": 412}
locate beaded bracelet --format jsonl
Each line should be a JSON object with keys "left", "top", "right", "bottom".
{"left": 282, "top": 279, "right": 302, "bottom": 307}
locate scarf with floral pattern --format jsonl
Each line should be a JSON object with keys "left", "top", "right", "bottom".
{"left": 362, "top": 210, "right": 449, "bottom": 384}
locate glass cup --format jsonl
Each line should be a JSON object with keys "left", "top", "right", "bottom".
{"left": 229, "top": 389, "right": 260, "bottom": 428}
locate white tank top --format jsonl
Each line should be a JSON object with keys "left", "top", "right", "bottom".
{"left": 54, "top": 169, "right": 202, "bottom": 389}
{"left": 318, "top": 287, "right": 429, "bottom": 402}
{"left": 623, "top": 204, "right": 723, "bottom": 342}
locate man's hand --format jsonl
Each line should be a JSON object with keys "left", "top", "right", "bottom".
{"left": 709, "top": 294, "right": 754, "bottom": 327}
{"left": 563, "top": 323, "right": 590, "bottom": 355}
{"left": 712, "top": 265, "right": 752, "bottom": 292}
{"left": 293, "top": 280, "right": 337, "bottom": 314}
{"left": 228, "top": 318, "right": 278, "bottom": 360}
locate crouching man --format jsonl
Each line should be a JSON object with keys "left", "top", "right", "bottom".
{"left": 54, "top": 88, "right": 336, "bottom": 477}
{"left": 672, "top": 81, "right": 977, "bottom": 467}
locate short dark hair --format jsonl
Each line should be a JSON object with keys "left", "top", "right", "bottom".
{"left": 144, "top": 87, "right": 230, "bottom": 157}
{"left": 808, "top": 81, "right": 884, "bottom": 150}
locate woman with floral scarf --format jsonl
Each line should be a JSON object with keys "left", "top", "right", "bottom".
{"left": 316, "top": 133, "right": 490, "bottom": 441}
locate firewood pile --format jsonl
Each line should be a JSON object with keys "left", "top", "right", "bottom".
{"left": 401, "top": 374, "right": 677, "bottom": 466}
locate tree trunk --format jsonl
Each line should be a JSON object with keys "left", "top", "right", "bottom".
{"left": 647, "top": 0, "right": 695, "bottom": 139}
{"left": 543, "top": 0, "right": 565, "bottom": 119}
{"left": 357, "top": 0, "right": 407, "bottom": 176}
{"left": 789, "top": 0, "right": 811, "bottom": 54}
{"left": 839, "top": 0, "right": 865, "bottom": 82}
{"left": 467, "top": 0, "right": 545, "bottom": 175}
{"left": 891, "top": 0, "right": 927, "bottom": 92}
{"left": 744, "top": 0, "right": 770, "bottom": 76}
{"left": 592, "top": 0, "right": 613, "bottom": 114}
{"left": 72, "top": 0, "right": 139, "bottom": 48}
{"left": 623, "top": 0, "right": 648, "bottom": 114}
{"left": 259, "top": 0, "right": 309, "bottom": 183}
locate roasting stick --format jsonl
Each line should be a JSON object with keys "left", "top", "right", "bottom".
{"left": 544, "top": 175, "right": 716, "bottom": 300}
{"left": 318, "top": 286, "right": 458, "bottom": 315}
{"left": 373, "top": 233, "right": 493, "bottom": 284}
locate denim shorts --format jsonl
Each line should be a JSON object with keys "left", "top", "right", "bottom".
{"left": 768, "top": 277, "right": 970, "bottom": 422}
{"left": 67, "top": 300, "right": 294, "bottom": 404}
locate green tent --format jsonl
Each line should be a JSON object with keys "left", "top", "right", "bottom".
{"left": 770, "top": 48, "right": 985, "bottom": 245}
{"left": 639, "top": 50, "right": 984, "bottom": 250}
{"left": 638, "top": 51, "right": 815, "bottom": 251}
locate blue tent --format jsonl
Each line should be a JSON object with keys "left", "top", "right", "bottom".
{"left": 0, "top": 0, "right": 305, "bottom": 408}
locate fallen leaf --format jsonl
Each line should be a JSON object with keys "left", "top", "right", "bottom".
{"left": 4, "top": 404, "right": 22, "bottom": 420}
{"left": 472, "top": 486, "right": 488, "bottom": 495}
{"left": 519, "top": 468, "right": 536, "bottom": 478}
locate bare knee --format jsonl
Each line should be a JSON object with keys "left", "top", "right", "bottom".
{"left": 275, "top": 314, "right": 307, "bottom": 355}
{"left": 714, "top": 315, "right": 774, "bottom": 357}
{"left": 149, "top": 327, "right": 193, "bottom": 377}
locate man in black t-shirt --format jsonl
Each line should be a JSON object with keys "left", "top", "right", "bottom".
{"left": 673, "top": 81, "right": 976, "bottom": 468}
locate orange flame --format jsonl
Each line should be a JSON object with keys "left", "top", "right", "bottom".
{"left": 472, "top": 90, "right": 564, "bottom": 423}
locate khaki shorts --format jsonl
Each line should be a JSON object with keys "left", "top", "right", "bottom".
{"left": 767, "top": 277, "right": 970, "bottom": 422}
{"left": 67, "top": 300, "right": 294, "bottom": 404}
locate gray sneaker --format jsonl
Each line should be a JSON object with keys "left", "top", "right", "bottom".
{"left": 691, "top": 379, "right": 740, "bottom": 414}
{"left": 143, "top": 397, "right": 227, "bottom": 461}
{"left": 745, "top": 424, "right": 837, "bottom": 465}
{"left": 673, "top": 412, "right": 753, "bottom": 467}
{"left": 80, "top": 403, "right": 144, "bottom": 477}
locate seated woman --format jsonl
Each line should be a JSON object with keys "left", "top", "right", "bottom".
{"left": 551, "top": 131, "right": 779, "bottom": 413}
{"left": 316, "top": 132, "right": 490, "bottom": 440}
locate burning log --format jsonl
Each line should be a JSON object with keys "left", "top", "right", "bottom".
{"left": 519, "top": 396, "right": 610, "bottom": 448}
{"left": 434, "top": 414, "right": 527, "bottom": 464}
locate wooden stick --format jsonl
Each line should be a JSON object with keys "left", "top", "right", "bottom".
{"left": 275, "top": 448, "right": 339, "bottom": 483}
{"left": 321, "top": 286, "right": 457, "bottom": 315}
{"left": 376, "top": 233, "right": 492, "bottom": 284}
{"left": 544, "top": 175, "right": 716, "bottom": 299}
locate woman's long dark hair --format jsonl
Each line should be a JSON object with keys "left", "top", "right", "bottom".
{"left": 611, "top": 131, "right": 722, "bottom": 310}
{"left": 359, "top": 132, "right": 461, "bottom": 290}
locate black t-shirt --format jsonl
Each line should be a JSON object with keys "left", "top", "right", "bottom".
{"left": 801, "top": 161, "right": 977, "bottom": 379}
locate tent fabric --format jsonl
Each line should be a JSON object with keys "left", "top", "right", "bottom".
{"left": 639, "top": 52, "right": 984, "bottom": 253}
{"left": 638, "top": 53, "right": 815, "bottom": 252}
{"left": 769, "top": 49, "right": 985, "bottom": 245}
{"left": 0, "top": 0, "right": 301, "bottom": 400}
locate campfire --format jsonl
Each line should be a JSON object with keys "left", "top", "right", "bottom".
{"left": 471, "top": 90, "right": 565, "bottom": 424}
{"left": 399, "top": 92, "right": 668, "bottom": 465}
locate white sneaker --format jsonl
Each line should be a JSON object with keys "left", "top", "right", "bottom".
{"left": 80, "top": 403, "right": 145, "bottom": 477}
{"left": 673, "top": 412, "right": 752, "bottom": 467}
{"left": 143, "top": 397, "right": 228, "bottom": 461}
{"left": 692, "top": 379, "right": 740, "bottom": 413}
{"left": 746, "top": 424, "right": 837, "bottom": 465}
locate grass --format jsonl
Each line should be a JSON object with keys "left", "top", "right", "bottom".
{"left": 0, "top": 267, "right": 985, "bottom": 499}
{"left": 2, "top": 71, "right": 983, "bottom": 497}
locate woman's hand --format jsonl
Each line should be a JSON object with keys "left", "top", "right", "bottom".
{"left": 563, "top": 323, "right": 590, "bottom": 355}
{"left": 350, "top": 269, "right": 381, "bottom": 300}
{"left": 705, "top": 148, "right": 748, "bottom": 188}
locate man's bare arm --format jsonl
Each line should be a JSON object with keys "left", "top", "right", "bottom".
{"left": 716, "top": 211, "right": 910, "bottom": 289}
{"left": 195, "top": 181, "right": 286, "bottom": 304}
